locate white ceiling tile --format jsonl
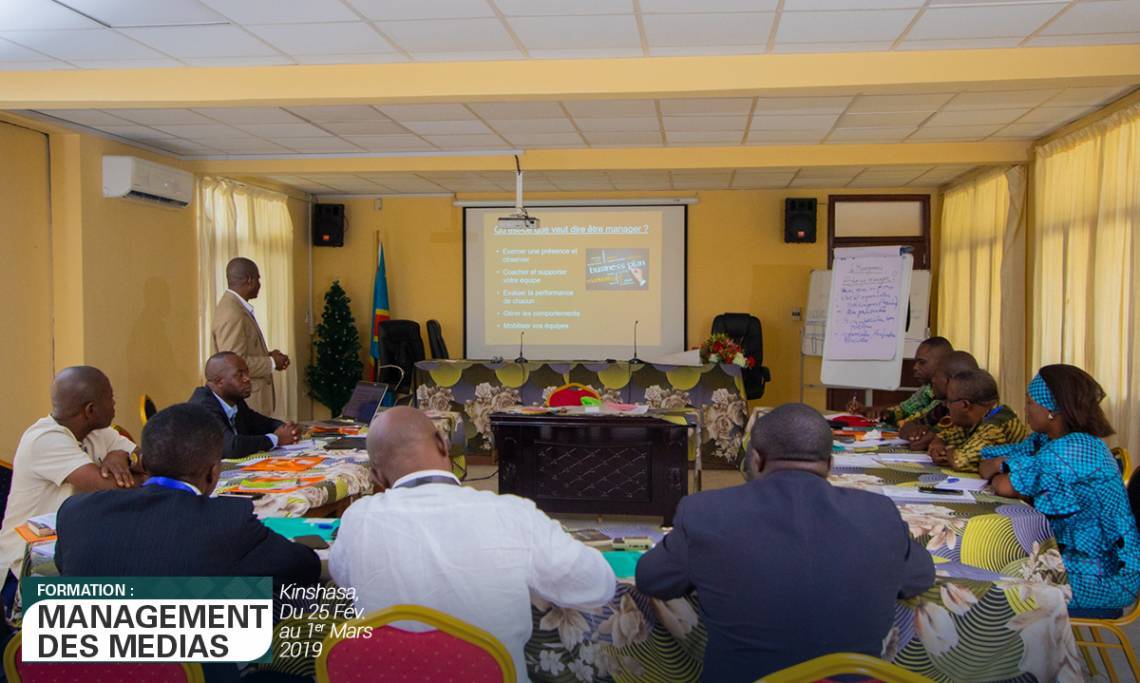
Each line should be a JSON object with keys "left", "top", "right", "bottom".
{"left": 72, "top": 58, "right": 184, "bottom": 68}
{"left": 199, "top": 0, "right": 360, "bottom": 24}
{"left": 573, "top": 116, "right": 660, "bottom": 132}
{"left": 180, "top": 56, "right": 293, "bottom": 66}
{"left": 375, "top": 19, "right": 515, "bottom": 51}
{"left": 666, "top": 131, "right": 743, "bottom": 145}
{"left": 423, "top": 133, "right": 510, "bottom": 148}
{"left": 509, "top": 15, "right": 640, "bottom": 50}
{"left": 584, "top": 131, "right": 662, "bottom": 146}
{"left": 994, "top": 121, "right": 1056, "bottom": 138}
{"left": 106, "top": 108, "right": 215, "bottom": 124}
{"left": 732, "top": 173, "right": 794, "bottom": 188}
{"left": 1028, "top": 33, "right": 1140, "bottom": 47}
{"left": 0, "top": 59, "right": 71, "bottom": 70}
{"left": 40, "top": 109, "right": 133, "bottom": 126}
{"left": 1047, "top": 85, "right": 1133, "bottom": 106}
{"left": 746, "top": 130, "right": 826, "bottom": 144}
{"left": 908, "top": 3, "right": 1068, "bottom": 40}
{"left": 671, "top": 174, "right": 734, "bottom": 188}
{"left": 754, "top": 96, "right": 851, "bottom": 115}
{"left": 648, "top": 45, "right": 765, "bottom": 56}
{"left": 342, "top": 134, "right": 435, "bottom": 150}
{"left": 403, "top": 120, "right": 491, "bottom": 135}
{"left": 194, "top": 138, "right": 293, "bottom": 153}
{"left": 495, "top": 0, "right": 633, "bottom": 15}
{"left": 323, "top": 178, "right": 388, "bottom": 193}
{"left": 750, "top": 113, "right": 838, "bottom": 130}
{"left": 469, "top": 101, "right": 566, "bottom": 119}
{"left": 789, "top": 177, "right": 847, "bottom": 188}
{"left": 62, "top": 0, "right": 227, "bottom": 27}
{"left": 347, "top": 0, "right": 495, "bottom": 20}
{"left": 848, "top": 93, "right": 954, "bottom": 113}
{"left": 1015, "top": 105, "right": 1091, "bottom": 124}
{"left": 640, "top": 0, "right": 779, "bottom": 11}
{"left": 154, "top": 123, "right": 251, "bottom": 138}
{"left": 926, "top": 108, "right": 1028, "bottom": 126}
{"left": 563, "top": 100, "right": 657, "bottom": 118}
{"left": 661, "top": 98, "right": 753, "bottom": 115}
{"left": 773, "top": 41, "right": 893, "bottom": 53}
{"left": 1041, "top": 1, "right": 1140, "bottom": 35}
{"left": 664, "top": 115, "right": 748, "bottom": 131}
{"left": 320, "top": 120, "right": 409, "bottom": 135}
{"left": 120, "top": 25, "right": 280, "bottom": 58}
{"left": 837, "top": 111, "right": 929, "bottom": 127}
{"left": 643, "top": 12, "right": 773, "bottom": 47}
{"left": 193, "top": 107, "right": 302, "bottom": 124}
{"left": 235, "top": 122, "right": 333, "bottom": 137}
{"left": 0, "top": 28, "right": 168, "bottom": 61}
{"left": 281, "top": 137, "right": 364, "bottom": 152}
{"left": 502, "top": 132, "right": 585, "bottom": 147}
{"left": 293, "top": 53, "right": 407, "bottom": 64}
{"left": 777, "top": 9, "right": 915, "bottom": 43}
{"left": 898, "top": 37, "right": 1022, "bottom": 50}
{"left": 488, "top": 118, "right": 576, "bottom": 133}
{"left": 91, "top": 124, "right": 175, "bottom": 139}
{"left": 364, "top": 177, "right": 447, "bottom": 193}
{"left": 826, "top": 126, "right": 915, "bottom": 142}
{"left": 0, "top": 36, "right": 52, "bottom": 61}
{"left": 247, "top": 22, "right": 396, "bottom": 55}
{"left": 530, "top": 47, "right": 645, "bottom": 58}
{"left": 154, "top": 140, "right": 221, "bottom": 154}
{"left": 0, "top": 0, "right": 100, "bottom": 30}
{"left": 944, "top": 89, "right": 1059, "bottom": 110}
{"left": 288, "top": 105, "right": 388, "bottom": 122}
{"left": 379, "top": 104, "right": 476, "bottom": 121}
{"left": 610, "top": 178, "right": 673, "bottom": 190}
{"left": 408, "top": 50, "right": 524, "bottom": 61}
{"left": 796, "top": 168, "right": 861, "bottom": 181}
{"left": 784, "top": 0, "right": 920, "bottom": 8}
{"left": 908, "top": 124, "right": 1003, "bottom": 140}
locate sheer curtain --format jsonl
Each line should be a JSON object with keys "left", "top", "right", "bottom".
{"left": 197, "top": 177, "right": 297, "bottom": 419}
{"left": 1032, "top": 102, "right": 1140, "bottom": 457}
{"left": 937, "top": 166, "right": 1027, "bottom": 405}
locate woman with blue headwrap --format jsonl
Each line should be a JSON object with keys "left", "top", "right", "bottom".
{"left": 979, "top": 364, "right": 1140, "bottom": 615}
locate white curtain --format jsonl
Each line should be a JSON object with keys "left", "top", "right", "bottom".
{"left": 197, "top": 177, "right": 297, "bottom": 419}
{"left": 1032, "top": 102, "right": 1140, "bottom": 458}
{"left": 937, "top": 166, "right": 1027, "bottom": 405}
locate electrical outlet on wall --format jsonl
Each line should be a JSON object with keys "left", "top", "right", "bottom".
{"left": 791, "top": 308, "right": 802, "bottom": 321}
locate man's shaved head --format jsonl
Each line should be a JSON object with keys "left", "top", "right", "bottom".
{"left": 932, "top": 350, "right": 979, "bottom": 399}
{"left": 225, "top": 257, "right": 259, "bottom": 286}
{"left": 366, "top": 406, "right": 451, "bottom": 488}
{"left": 205, "top": 351, "right": 241, "bottom": 382}
{"left": 51, "top": 366, "right": 111, "bottom": 417}
{"left": 750, "top": 403, "right": 833, "bottom": 463}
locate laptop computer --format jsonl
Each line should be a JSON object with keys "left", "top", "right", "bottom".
{"left": 339, "top": 381, "right": 390, "bottom": 424}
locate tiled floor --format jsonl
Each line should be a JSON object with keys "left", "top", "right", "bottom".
{"left": 464, "top": 463, "right": 1140, "bottom": 675}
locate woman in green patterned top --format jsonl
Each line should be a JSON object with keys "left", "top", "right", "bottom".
{"left": 928, "top": 368, "right": 1029, "bottom": 472}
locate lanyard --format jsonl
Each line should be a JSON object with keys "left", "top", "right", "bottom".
{"left": 983, "top": 405, "right": 1002, "bottom": 420}
{"left": 393, "top": 475, "right": 460, "bottom": 490}
{"left": 144, "top": 476, "right": 199, "bottom": 495}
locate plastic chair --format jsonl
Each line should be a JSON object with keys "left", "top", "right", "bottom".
{"left": 140, "top": 394, "right": 157, "bottom": 426}
{"left": 112, "top": 424, "right": 134, "bottom": 443}
{"left": 1113, "top": 447, "right": 1132, "bottom": 483}
{"left": 759, "top": 652, "right": 932, "bottom": 682}
{"left": 4, "top": 632, "right": 205, "bottom": 682}
{"left": 315, "top": 604, "right": 515, "bottom": 683}
{"left": 1070, "top": 601, "right": 1140, "bottom": 682}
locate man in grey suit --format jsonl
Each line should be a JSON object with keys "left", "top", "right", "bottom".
{"left": 636, "top": 403, "right": 935, "bottom": 682}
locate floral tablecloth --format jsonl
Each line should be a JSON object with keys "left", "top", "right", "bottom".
{"left": 217, "top": 450, "right": 374, "bottom": 518}
{"left": 415, "top": 360, "right": 748, "bottom": 468}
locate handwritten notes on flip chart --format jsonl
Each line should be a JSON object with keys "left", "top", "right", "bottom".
{"left": 824, "top": 247, "right": 906, "bottom": 361}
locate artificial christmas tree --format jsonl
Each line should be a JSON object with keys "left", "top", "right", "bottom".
{"left": 307, "top": 280, "right": 364, "bottom": 417}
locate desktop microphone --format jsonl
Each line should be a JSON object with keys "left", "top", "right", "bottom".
{"left": 629, "top": 320, "right": 642, "bottom": 364}
{"left": 515, "top": 331, "right": 528, "bottom": 363}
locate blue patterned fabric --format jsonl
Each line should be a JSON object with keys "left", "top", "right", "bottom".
{"left": 1028, "top": 373, "right": 1058, "bottom": 412}
{"left": 984, "top": 432, "right": 1140, "bottom": 610}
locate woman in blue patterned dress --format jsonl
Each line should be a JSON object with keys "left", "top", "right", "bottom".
{"left": 979, "top": 364, "right": 1140, "bottom": 616}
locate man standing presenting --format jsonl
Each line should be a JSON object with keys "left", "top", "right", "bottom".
{"left": 212, "top": 257, "right": 288, "bottom": 416}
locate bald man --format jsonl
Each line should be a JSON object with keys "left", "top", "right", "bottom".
{"left": 188, "top": 352, "right": 299, "bottom": 460}
{"left": 0, "top": 367, "right": 142, "bottom": 578}
{"left": 211, "top": 257, "right": 289, "bottom": 415}
{"left": 331, "top": 407, "right": 615, "bottom": 681}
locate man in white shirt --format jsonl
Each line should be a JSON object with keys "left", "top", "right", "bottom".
{"left": 0, "top": 366, "right": 140, "bottom": 579}
{"left": 331, "top": 407, "right": 616, "bottom": 680}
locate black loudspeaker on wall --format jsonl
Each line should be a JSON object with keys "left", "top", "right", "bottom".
{"left": 312, "top": 203, "right": 346, "bottom": 247}
{"left": 784, "top": 197, "right": 817, "bottom": 243}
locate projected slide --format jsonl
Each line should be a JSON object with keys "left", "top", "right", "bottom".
{"left": 465, "top": 205, "right": 686, "bottom": 360}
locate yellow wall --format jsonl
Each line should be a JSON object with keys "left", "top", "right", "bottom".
{"left": 0, "top": 121, "right": 53, "bottom": 459}
{"left": 310, "top": 188, "right": 939, "bottom": 414}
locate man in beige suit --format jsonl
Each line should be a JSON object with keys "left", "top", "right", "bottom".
{"left": 212, "top": 257, "right": 289, "bottom": 416}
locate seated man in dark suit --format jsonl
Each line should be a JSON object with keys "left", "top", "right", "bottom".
{"left": 188, "top": 351, "right": 300, "bottom": 459}
{"left": 56, "top": 402, "right": 320, "bottom": 585}
{"left": 636, "top": 403, "right": 935, "bottom": 682}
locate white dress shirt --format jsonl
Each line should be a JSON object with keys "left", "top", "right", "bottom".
{"left": 330, "top": 470, "right": 616, "bottom": 680}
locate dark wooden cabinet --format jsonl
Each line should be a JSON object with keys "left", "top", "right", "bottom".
{"left": 491, "top": 413, "right": 688, "bottom": 525}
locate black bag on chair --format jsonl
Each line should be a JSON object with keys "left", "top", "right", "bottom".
{"left": 427, "top": 319, "right": 449, "bottom": 360}
{"left": 711, "top": 312, "right": 772, "bottom": 401}
{"left": 378, "top": 320, "right": 425, "bottom": 397}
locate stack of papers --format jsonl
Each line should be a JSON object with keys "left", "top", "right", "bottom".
{"left": 880, "top": 486, "right": 973, "bottom": 503}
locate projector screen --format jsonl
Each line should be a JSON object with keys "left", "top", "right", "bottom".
{"left": 464, "top": 205, "right": 687, "bottom": 360}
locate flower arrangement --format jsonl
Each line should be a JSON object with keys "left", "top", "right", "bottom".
{"left": 699, "top": 333, "right": 756, "bottom": 368}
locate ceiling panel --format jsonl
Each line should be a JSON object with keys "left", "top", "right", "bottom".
{"left": 63, "top": 0, "right": 228, "bottom": 27}
{"left": 0, "top": 0, "right": 100, "bottom": 30}
{"left": 346, "top": 0, "right": 495, "bottom": 21}
{"left": 643, "top": 12, "right": 773, "bottom": 48}
{"left": 1, "top": 29, "right": 167, "bottom": 61}
{"left": 907, "top": 3, "right": 1068, "bottom": 40}
{"left": 199, "top": 0, "right": 360, "bottom": 25}
{"left": 374, "top": 18, "right": 516, "bottom": 52}
{"left": 509, "top": 15, "right": 641, "bottom": 50}
{"left": 776, "top": 9, "right": 915, "bottom": 43}
{"left": 120, "top": 25, "right": 280, "bottom": 58}
{"left": 247, "top": 22, "right": 396, "bottom": 55}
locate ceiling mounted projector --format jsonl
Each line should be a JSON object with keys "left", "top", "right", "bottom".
{"left": 497, "top": 155, "right": 540, "bottom": 231}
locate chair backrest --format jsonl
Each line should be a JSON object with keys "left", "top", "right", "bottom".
{"left": 1113, "top": 446, "right": 1132, "bottom": 482}
{"left": 759, "top": 652, "right": 930, "bottom": 683}
{"left": 711, "top": 312, "right": 768, "bottom": 400}
{"left": 140, "top": 394, "right": 157, "bottom": 425}
{"left": 4, "top": 633, "right": 204, "bottom": 683}
{"left": 426, "top": 319, "right": 449, "bottom": 360}
{"left": 316, "top": 604, "right": 514, "bottom": 683}
{"left": 0, "top": 460, "right": 11, "bottom": 527}
{"left": 377, "top": 320, "right": 425, "bottom": 395}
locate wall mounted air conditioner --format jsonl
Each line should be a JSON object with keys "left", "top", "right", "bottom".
{"left": 102, "top": 155, "right": 193, "bottom": 208}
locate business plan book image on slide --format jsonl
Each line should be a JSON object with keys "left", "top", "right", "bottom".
{"left": 585, "top": 248, "right": 650, "bottom": 290}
